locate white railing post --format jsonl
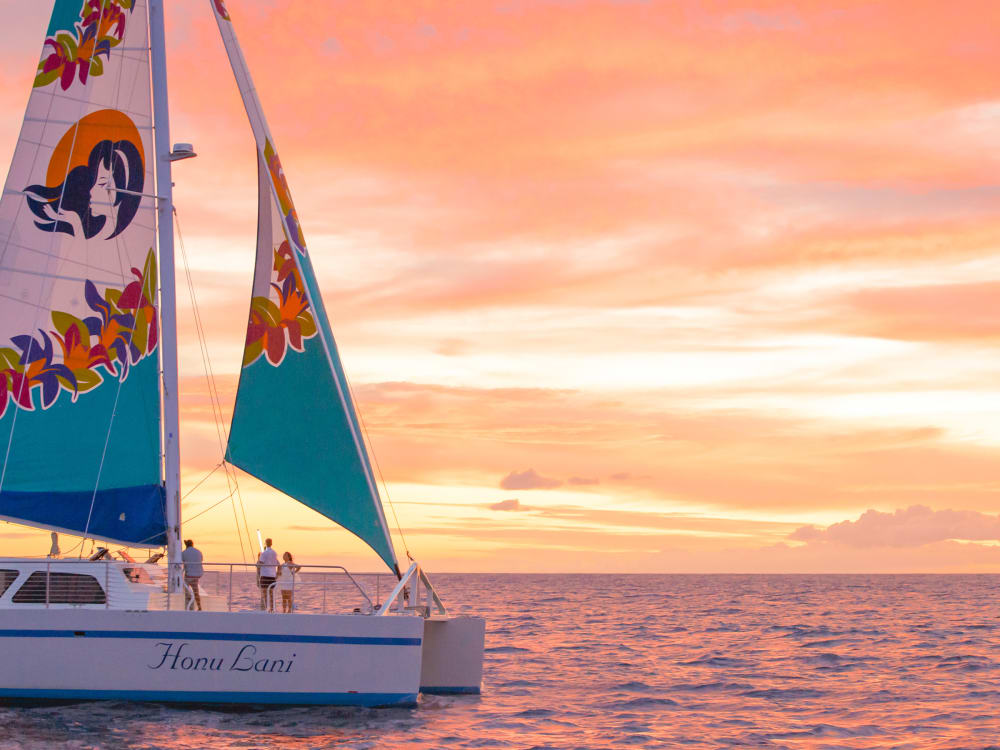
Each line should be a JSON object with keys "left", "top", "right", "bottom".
{"left": 378, "top": 562, "right": 418, "bottom": 616}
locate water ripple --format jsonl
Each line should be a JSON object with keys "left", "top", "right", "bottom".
{"left": 1, "top": 574, "right": 999, "bottom": 748}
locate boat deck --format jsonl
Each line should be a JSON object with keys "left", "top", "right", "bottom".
{"left": 0, "top": 558, "right": 400, "bottom": 615}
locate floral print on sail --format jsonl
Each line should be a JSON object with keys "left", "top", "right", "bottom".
{"left": 264, "top": 139, "right": 307, "bottom": 255}
{"left": 34, "top": 0, "right": 135, "bottom": 91}
{"left": 0, "top": 249, "right": 158, "bottom": 420}
{"left": 243, "top": 240, "right": 317, "bottom": 368}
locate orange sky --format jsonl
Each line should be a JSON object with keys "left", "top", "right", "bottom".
{"left": 2, "top": 0, "right": 1000, "bottom": 573}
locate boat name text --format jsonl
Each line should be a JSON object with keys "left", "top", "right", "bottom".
{"left": 147, "top": 642, "right": 296, "bottom": 673}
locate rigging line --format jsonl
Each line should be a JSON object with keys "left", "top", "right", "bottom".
{"left": 0, "top": 24, "right": 88, "bottom": 496}
{"left": 82, "top": 7, "right": 146, "bottom": 538}
{"left": 0, "top": 108, "right": 102, "bottom": 496}
{"left": 0, "top": 518, "right": 84, "bottom": 556}
{"left": 83, "top": 162, "right": 138, "bottom": 542}
{"left": 173, "top": 208, "right": 249, "bottom": 557}
{"left": 181, "top": 461, "right": 224, "bottom": 501}
{"left": 343, "top": 375, "right": 411, "bottom": 558}
{"left": 173, "top": 207, "right": 253, "bottom": 563}
{"left": 2, "top": 0, "right": 132, "bottom": 502}
{"left": 83, "top": 20, "right": 160, "bottom": 542}
{"left": 182, "top": 488, "right": 238, "bottom": 525}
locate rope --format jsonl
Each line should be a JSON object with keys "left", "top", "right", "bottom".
{"left": 182, "top": 461, "right": 224, "bottom": 500}
{"left": 0, "top": 0, "right": 120, "bottom": 495}
{"left": 70, "top": 0, "right": 140, "bottom": 543}
{"left": 174, "top": 207, "right": 254, "bottom": 563}
{"left": 343, "top": 376, "right": 411, "bottom": 559}
{"left": 183, "top": 488, "right": 237, "bottom": 524}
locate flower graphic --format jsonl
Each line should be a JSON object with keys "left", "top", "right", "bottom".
{"left": 264, "top": 140, "right": 307, "bottom": 254}
{"left": 244, "top": 241, "right": 317, "bottom": 367}
{"left": 0, "top": 248, "right": 158, "bottom": 420}
{"left": 3, "top": 331, "right": 75, "bottom": 411}
{"left": 34, "top": 0, "right": 134, "bottom": 91}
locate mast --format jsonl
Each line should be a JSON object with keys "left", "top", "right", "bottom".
{"left": 149, "top": 0, "right": 182, "bottom": 590}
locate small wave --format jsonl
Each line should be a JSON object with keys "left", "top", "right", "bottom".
{"left": 485, "top": 646, "right": 531, "bottom": 653}
{"left": 670, "top": 681, "right": 754, "bottom": 693}
{"left": 612, "top": 681, "right": 656, "bottom": 692}
{"left": 766, "top": 723, "right": 881, "bottom": 739}
{"left": 800, "top": 638, "right": 852, "bottom": 648}
{"left": 680, "top": 655, "right": 751, "bottom": 667}
{"left": 743, "top": 688, "right": 826, "bottom": 700}
{"left": 514, "top": 708, "right": 556, "bottom": 718}
{"left": 609, "top": 697, "right": 680, "bottom": 709}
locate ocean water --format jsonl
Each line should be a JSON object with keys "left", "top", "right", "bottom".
{"left": 2, "top": 574, "right": 1000, "bottom": 749}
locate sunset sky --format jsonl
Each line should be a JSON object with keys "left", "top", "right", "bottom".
{"left": 2, "top": 0, "right": 1000, "bottom": 573}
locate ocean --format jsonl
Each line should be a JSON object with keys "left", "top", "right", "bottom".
{"left": 1, "top": 573, "right": 999, "bottom": 749}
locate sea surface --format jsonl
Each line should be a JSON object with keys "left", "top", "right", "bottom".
{"left": 2, "top": 574, "right": 1000, "bottom": 749}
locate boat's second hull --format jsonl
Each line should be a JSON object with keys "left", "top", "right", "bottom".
{"left": 0, "top": 609, "right": 423, "bottom": 706}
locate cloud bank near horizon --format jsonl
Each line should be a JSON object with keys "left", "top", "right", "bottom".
{"left": 791, "top": 506, "right": 1000, "bottom": 549}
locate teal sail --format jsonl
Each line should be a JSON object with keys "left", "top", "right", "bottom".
{"left": 226, "top": 157, "right": 398, "bottom": 573}
{"left": 0, "top": 0, "right": 165, "bottom": 547}
{"left": 213, "top": 2, "right": 398, "bottom": 573}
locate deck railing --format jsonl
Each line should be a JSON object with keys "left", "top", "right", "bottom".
{"left": 164, "top": 562, "right": 399, "bottom": 613}
{"left": 1, "top": 558, "right": 445, "bottom": 616}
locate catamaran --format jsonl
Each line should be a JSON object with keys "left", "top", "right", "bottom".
{"left": 0, "top": 0, "right": 484, "bottom": 705}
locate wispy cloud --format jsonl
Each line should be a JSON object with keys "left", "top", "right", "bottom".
{"left": 488, "top": 499, "right": 524, "bottom": 511}
{"left": 499, "top": 469, "right": 562, "bottom": 490}
{"left": 5, "top": 0, "right": 1000, "bottom": 571}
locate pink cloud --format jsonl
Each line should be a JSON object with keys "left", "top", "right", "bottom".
{"left": 499, "top": 469, "right": 562, "bottom": 490}
{"left": 489, "top": 499, "right": 524, "bottom": 511}
{"left": 791, "top": 505, "right": 1000, "bottom": 548}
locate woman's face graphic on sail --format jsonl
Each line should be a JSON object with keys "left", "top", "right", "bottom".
{"left": 89, "top": 159, "right": 116, "bottom": 222}
{"left": 25, "top": 138, "right": 144, "bottom": 241}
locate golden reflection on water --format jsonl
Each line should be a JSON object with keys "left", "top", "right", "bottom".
{"left": 2, "top": 574, "right": 1000, "bottom": 749}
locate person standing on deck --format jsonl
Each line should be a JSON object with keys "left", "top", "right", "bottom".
{"left": 181, "top": 539, "right": 204, "bottom": 611}
{"left": 276, "top": 551, "right": 302, "bottom": 613}
{"left": 257, "top": 538, "right": 279, "bottom": 611}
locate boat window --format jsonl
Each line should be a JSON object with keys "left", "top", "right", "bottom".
{"left": 11, "top": 572, "right": 107, "bottom": 604}
{"left": 0, "top": 569, "right": 17, "bottom": 597}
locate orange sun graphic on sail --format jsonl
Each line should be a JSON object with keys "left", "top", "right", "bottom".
{"left": 46, "top": 109, "right": 144, "bottom": 188}
{"left": 24, "top": 109, "right": 146, "bottom": 241}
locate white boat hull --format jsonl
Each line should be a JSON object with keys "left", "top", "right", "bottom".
{"left": 0, "top": 609, "right": 424, "bottom": 706}
{"left": 420, "top": 616, "right": 486, "bottom": 694}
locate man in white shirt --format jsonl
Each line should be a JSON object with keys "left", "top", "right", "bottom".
{"left": 181, "top": 539, "right": 204, "bottom": 611}
{"left": 257, "top": 538, "right": 279, "bottom": 611}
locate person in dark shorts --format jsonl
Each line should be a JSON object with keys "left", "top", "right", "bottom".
{"left": 181, "top": 539, "right": 203, "bottom": 611}
{"left": 257, "top": 538, "right": 279, "bottom": 611}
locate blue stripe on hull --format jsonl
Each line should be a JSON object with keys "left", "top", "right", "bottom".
{"left": 0, "top": 629, "right": 421, "bottom": 646}
{"left": 0, "top": 688, "right": 417, "bottom": 707}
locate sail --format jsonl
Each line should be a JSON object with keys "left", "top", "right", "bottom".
{"left": 0, "top": 0, "right": 165, "bottom": 547}
{"left": 211, "top": 1, "right": 398, "bottom": 572}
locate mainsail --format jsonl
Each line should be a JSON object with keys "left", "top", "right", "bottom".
{"left": 0, "top": 0, "right": 165, "bottom": 546}
{"left": 211, "top": 1, "right": 399, "bottom": 573}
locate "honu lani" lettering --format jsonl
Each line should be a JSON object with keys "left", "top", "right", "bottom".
{"left": 147, "top": 642, "right": 296, "bottom": 673}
